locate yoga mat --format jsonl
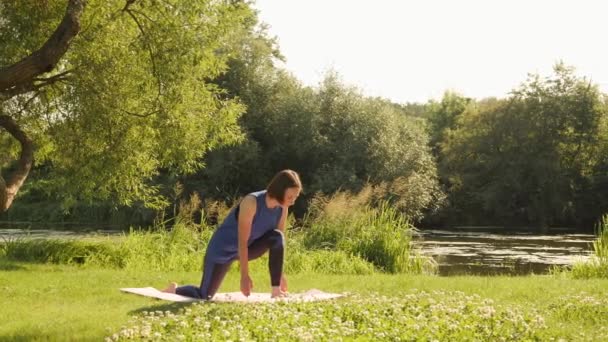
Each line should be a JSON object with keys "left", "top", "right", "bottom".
{"left": 120, "top": 287, "right": 343, "bottom": 303}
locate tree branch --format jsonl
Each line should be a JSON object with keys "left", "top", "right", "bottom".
{"left": 0, "top": 85, "right": 34, "bottom": 103}
{"left": 125, "top": 8, "right": 162, "bottom": 97}
{"left": 33, "top": 69, "right": 74, "bottom": 83}
{"left": 128, "top": 9, "right": 157, "bottom": 23}
{"left": 0, "top": 115, "right": 34, "bottom": 212}
{"left": 122, "top": 0, "right": 138, "bottom": 12}
{"left": 14, "top": 91, "right": 43, "bottom": 117}
{"left": 121, "top": 108, "right": 160, "bottom": 118}
{"left": 0, "top": 0, "right": 86, "bottom": 96}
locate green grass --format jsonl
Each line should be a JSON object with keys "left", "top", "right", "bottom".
{"left": 2, "top": 262, "right": 608, "bottom": 341}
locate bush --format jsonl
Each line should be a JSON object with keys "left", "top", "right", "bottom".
{"left": 302, "top": 192, "right": 436, "bottom": 274}
{"left": 570, "top": 214, "right": 608, "bottom": 278}
{"left": 285, "top": 249, "right": 376, "bottom": 275}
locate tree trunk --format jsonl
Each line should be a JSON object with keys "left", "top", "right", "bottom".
{"left": 0, "top": 115, "right": 34, "bottom": 212}
{"left": 0, "top": 0, "right": 86, "bottom": 211}
{"left": 0, "top": 0, "right": 85, "bottom": 96}
{"left": 536, "top": 194, "right": 549, "bottom": 234}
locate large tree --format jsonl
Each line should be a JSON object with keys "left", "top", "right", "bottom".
{"left": 439, "top": 64, "right": 607, "bottom": 230}
{"left": 0, "top": 0, "right": 252, "bottom": 211}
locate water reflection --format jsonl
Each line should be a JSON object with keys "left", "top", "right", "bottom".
{"left": 0, "top": 228, "right": 122, "bottom": 240}
{"left": 413, "top": 229, "right": 595, "bottom": 276}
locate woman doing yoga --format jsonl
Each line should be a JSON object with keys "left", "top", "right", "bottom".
{"left": 162, "top": 169, "right": 302, "bottom": 299}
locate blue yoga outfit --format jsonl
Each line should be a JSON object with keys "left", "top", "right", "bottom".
{"left": 175, "top": 190, "right": 285, "bottom": 299}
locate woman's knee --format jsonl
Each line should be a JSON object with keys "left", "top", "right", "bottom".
{"left": 270, "top": 229, "right": 284, "bottom": 249}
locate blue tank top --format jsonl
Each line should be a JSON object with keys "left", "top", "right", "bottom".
{"left": 205, "top": 190, "right": 283, "bottom": 263}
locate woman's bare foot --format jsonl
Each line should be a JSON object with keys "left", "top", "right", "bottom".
{"left": 161, "top": 282, "right": 178, "bottom": 294}
{"left": 271, "top": 286, "right": 288, "bottom": 298}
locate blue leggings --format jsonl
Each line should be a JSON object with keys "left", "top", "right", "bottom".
{"left": 175, "top": 229, "right": 284, "bottom": 299}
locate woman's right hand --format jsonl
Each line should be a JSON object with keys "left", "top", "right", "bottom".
{"left": 240, "top": 274, "right": 253, "bottom": 297}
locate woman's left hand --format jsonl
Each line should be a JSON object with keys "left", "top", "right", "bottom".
{"left": 280, "top": 274, "right": 288, "bottom": 293}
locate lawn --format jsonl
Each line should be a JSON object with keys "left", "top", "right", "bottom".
{"left": 1, "top": 261, "right": 608, "bottom": 341}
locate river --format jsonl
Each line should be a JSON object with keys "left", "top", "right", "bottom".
{"left": 0, "top": 228, "right": 122, "bottom": 240}
{"left": 413, "top": 228, "right": 595, "bottom": 275}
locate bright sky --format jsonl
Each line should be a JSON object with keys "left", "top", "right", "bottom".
{"left": 253, "top": 0, "right": 608, "bottom": 103}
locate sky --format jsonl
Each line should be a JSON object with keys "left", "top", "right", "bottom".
{"left": 253, "top": 0, "right": 608, "bottom": 104}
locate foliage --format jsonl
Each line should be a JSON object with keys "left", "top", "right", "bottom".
{"left": 569, "top": 261, "right": 608, "bottom": 279}
{"left": 437, "top": 64, "right": 608, "bottom": 228}
{"left": 426, "top": 91, "right": 472, "bottom": 150}
{"left": 1, "top": 235, "right": 115, "bottom": 265}
{"left": 197, "top": 69, "right": 443, "bottom": 220}
{"left": 283, "top": 249, "right": 376, "bottom": 275}
{"left": 302, "top": 190, "right": 437, "bottom": 274}
{"left": 3, "top": 2, "right": 608, "bottom": 232}
{"left": 593, "top": 215, "right": 608, "bottom": 261}
{"left": 570, "top": 214, "right": 608, "bottom": 278}
{"left": 1, "top": 223, "right": 213, "bottom": 271}
{"left": 0, "top": 0, "right": 253, "bottom": 209}
{"left": 0, "top": 221, "right": 378, "bottom": 274}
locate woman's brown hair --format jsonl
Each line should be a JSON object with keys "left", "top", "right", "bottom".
{"left": 266, "top": 169, "right": 302, "bottom": 202}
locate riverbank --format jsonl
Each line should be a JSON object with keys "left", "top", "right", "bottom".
{"left": 1, "top": 262, "right": 607, "bottom": 341}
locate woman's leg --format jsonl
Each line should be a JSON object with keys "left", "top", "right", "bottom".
{"left": 173, "top": 229, "right": 284, "bottom": 299}
{"left": 175, "top": 258, "right": 232, "bottom": 299}
{"left": 247, "top": 229, "right": 284, "bottom": 287}
{"left": 200, "top": 261, "right": 233, "bottom": 299}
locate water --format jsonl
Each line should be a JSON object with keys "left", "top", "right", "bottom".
{"left": 414, "top": 229, "right": 595, "bottom": 276}
{"left": 0, "top": 228, "right": 122, "bottom": 240}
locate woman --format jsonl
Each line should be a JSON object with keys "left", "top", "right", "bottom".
{"left": 162, "top": 169, "right": 302, "bottom": 299}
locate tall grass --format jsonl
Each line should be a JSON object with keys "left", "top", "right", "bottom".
{"left": 593, "top": 215, "right": 608, "bottom": 261}
{"left": 1, "top": 191, "right": 435, "bottom": 275}
{"left": 570, "top": 214, "right": 608, "bottom": 278}
{"left": 0, "top": 222, "right": 213, "bottom": 271}
{"left": 302, "top": 191, "right": 436, "bottom": 274}
{"left": 1, "top": 235, "right": 116, "bottom": 265}
{"left": 0, "top": 221, "right": 378, "bottom": 274}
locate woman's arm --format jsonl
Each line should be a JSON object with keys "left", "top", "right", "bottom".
{"left": 238, "top": 195, "right": 256, "bottom": 290}
{"left": 277, "top": 205, "right": 289, "bottom": 293}
{"left": 277, "top": 205, "right": 288, "bottom": 234}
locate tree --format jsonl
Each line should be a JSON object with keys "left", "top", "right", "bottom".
{"left": 439, "top": 64, "right": 606, "bottom": 230}
{"left": 181, "top": 15, "right": 288, "bottom": 199}
{"left": 426, "top": 91, "right": 471, "bottom": 152}
{"left": 0, "top": 0, "right": 253, "bottom": 211}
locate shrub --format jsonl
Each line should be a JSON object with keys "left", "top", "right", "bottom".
{"left": 570, "top": 214, "right": 608, "bottom": 278}
{"left": 302, "top": 192, "right": 436, "bottom": 274}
